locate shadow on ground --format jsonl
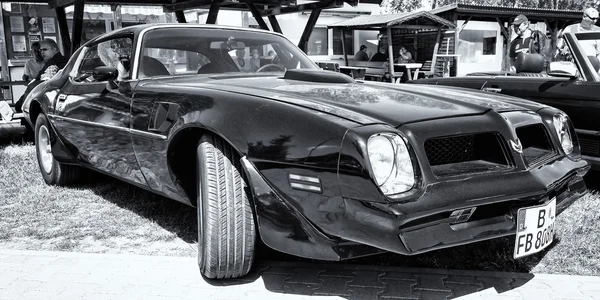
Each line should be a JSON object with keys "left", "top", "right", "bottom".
{"left": 0, "top": 126, "right": 28, "bottom": 148}
{"left": 202, "top": 260, "right": 535, "bottom": 300}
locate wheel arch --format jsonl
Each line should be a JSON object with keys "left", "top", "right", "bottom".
{"left": 166, "top": 125, "right": 246, "bottom": 207}
{"left": 28, "top": 100, "right": 43, "bottom": 129}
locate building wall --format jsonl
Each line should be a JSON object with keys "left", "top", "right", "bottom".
{"left": 456, "top": 20, "right": 504, "bottom": 76}
{"left": 455, "top": 19, "right": 548, "bottom": 76}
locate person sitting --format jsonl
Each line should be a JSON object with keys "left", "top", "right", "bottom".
{"left": 248, "top": 49, "right": 260, "bottom": 72}
{"left": 370, "top": 45, "right": 387, "bottom": 62}
{"left": 234, "top": 49, "right": 248, "bottom": 72}
{"left": 354, "top": 45, "right": 369, "bottom": 61}
{"left": 395, "top": 46, "right": 413, "bottom": 63}
{"left": 36, "top": 38, "right": 69, "bottom": 80}
{"left": 394, "top": 46, "right": 414, "bottom": 82}
{"left": 22, "top": 42, "right": 44, "bottom": 82}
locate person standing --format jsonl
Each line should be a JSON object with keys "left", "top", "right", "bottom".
{"left": 508, "top": 14, "right": 551, "bottom": 71}
{"left": 556, "top": 8, "right": 600, "bottom": 60}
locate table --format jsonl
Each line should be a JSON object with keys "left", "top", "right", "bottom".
{"left": 339, "top": 66, "right": 367, "bottom": 80}
{"left": 393, "top": 63, "right": 423, "bottom": 82}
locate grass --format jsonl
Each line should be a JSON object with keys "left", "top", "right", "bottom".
{"left": 0, "top": 127, "right": 197, "bottom": 256}
{"left": 0, "top": 127, "right": 599, "bottom": 276}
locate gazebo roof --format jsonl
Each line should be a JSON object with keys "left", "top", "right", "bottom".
{"left": 430, "top": 3, "right": 583, "bottom": 21}
{"left": 328, "top": 10, "right": 456, "bottom": 30}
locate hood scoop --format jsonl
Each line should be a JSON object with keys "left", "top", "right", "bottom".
{"left": 283, "top": 69, "right": 355, "bottom": 84}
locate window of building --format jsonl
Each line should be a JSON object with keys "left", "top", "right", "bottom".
{"left": 333, "top": 27, "right": 353, "bottom": 55}
{"left": 457, "top": 29, "right": 497, "bottom": 63}
{"left": 307, "top": 27, "right": 328, "bottom": 56}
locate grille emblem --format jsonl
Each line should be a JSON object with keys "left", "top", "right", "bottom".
{"left": 449, "top": 207, "right": 477, "bottom": 224}
{"left": 510, "top": 138, "right": 523, "bottom": 154}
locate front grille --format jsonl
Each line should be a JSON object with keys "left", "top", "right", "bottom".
{"left": 515, "top": 124, "right": 556, "bottom": 167}
{"left": 579, "top": 137, "right": 599, "bottom": 156}
{"left": 424, "top": 132, "right": 512, "bottom": 177}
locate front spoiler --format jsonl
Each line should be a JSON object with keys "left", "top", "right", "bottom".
{"left": 241, "top": 155, "right": 590, "bottom": 261}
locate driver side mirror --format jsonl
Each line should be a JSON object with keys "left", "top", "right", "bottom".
{"left": 93, "top": 66, "right": 119, "bottom": 89}
{"left": 548, "top": 61, "right": 579, "bottom": 79}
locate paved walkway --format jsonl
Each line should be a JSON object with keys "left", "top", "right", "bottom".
{"left": 1, "top": 249, "right": 600, "bottom": 300}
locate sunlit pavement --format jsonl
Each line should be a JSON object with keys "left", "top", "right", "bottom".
{"left": 1, "top": 249, "right": 599, "bottom": 300}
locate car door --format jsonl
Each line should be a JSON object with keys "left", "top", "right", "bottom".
{"left": 480, "top": 76, "right": 599, "bottom": 133}
{"left": 421, "top": 75, "right": 493, "bottom": 91}
{"left": 52, "top": 35, "right": 147, "bottom": 186}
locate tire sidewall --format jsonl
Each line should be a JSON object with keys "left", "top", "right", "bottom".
{"left": 196, "top": 144, "right": 206, "bottom": 271}
{"left": 34, "top": 114, "right": 56, "bottom": 184}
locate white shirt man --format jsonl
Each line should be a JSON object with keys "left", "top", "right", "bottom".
{"left": 558, "top": 8, "right": 600, "bottom": 58}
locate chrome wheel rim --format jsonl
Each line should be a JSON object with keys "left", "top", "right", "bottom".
{"left": 38, "top": 125, "right": 53, "bottom": 174}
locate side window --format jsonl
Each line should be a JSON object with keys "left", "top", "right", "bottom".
{"left": 76, "top": 37, "right": 133, "bottom": 82}
{"left": 140, "top": 47, "right": 210, "bottom": 78}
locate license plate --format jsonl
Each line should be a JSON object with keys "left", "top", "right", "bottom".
{"left": 514, "top": 197, "right": 556, "bottom": 259}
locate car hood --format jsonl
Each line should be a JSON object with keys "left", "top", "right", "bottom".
{"left": 158, "top": 75, "right": 545, "bottom": 127}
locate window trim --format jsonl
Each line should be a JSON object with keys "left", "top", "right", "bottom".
{"left": 69, "top": 35, "right": 135, "bottom": 84}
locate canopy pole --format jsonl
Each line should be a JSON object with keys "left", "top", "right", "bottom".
{"left": 298, "top": 8, "right": 321, "bottom": 53}
{"left": 206, "top": 2, "right": 219, "bottom": 24}
{"left": 341, "top": 28, "right": 348, "bottom": 66}
{"left": 71, "top": 0, "right": 85, "bottom": 54}
{"left": 111, "top": 5, "right": 122, "bottom": 30}
{"left": 268, "top": 15, "right": 282, "bottom": 33}
{"left": 247, "top": 2, "right": 269, "bottom": 30}
{"left": 55, "top": 6, "right": 71, "bottom": 56}
{"left": 175, "top": 10, "right": 186, "bottom": 23}
{"left": 0, "top": 2, "right": 10, "bottom": 100}
{"left": 387, "top": 26, "right": 394, "bottom": 81}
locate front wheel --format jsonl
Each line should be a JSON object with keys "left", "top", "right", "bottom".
{"left": 34, "top": 113, "right": 80, "bottom": 185}
{"left": 196, "top": 133, "right": 256, "bottom": 279}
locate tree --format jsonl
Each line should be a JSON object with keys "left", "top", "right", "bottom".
{"left": 381, "top": 0, "right": 423, "bottom": 13}
{"left": 414, "top": 0, "right": 591, "bottom": 10}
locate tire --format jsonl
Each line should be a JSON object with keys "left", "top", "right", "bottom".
{"left": 34, "top": 113, "right": 80, "bottom": 185}
{"left": 196, "top": 133, "right": 256, "bottom": 279}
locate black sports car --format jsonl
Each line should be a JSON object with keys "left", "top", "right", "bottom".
{"left": 413, "top": 31, "right": 600, "bottom": 170}
{"left": 22, "top": 24, "right": 589, "bottom": 279}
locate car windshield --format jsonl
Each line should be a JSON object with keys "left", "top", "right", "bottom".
{"left": 137, "top": 26, "right": 319, "bottom": 79}
{"left": 557, "top": 31, "right": 600, "bottom": 81}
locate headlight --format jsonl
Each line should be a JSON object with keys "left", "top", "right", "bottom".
{"left": 552, "top": 112, "right": 573, "bottom": 155}
{"left": 367, "top": 133, "right": 415, "bottom": 196}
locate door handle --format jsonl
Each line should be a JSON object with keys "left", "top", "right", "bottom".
{"left": 483, "top": 87, "right": 502, "bottom": 93}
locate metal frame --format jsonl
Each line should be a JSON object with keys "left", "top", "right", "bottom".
{"left": 42, "top": 0, "right": 382, "bottom": 57}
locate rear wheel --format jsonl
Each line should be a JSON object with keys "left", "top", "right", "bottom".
{"left": 196, "top": 133, "right": 256, "bottom": 279}
{"left": 34, "top": 113, "right": 80, "bottom": 185}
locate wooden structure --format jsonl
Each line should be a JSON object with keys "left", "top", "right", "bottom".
{"left": 430, "top": 3, "right": 585, "bottom": 71}
{"left": 328, "top": 11, "right": 456, "bottom": 78}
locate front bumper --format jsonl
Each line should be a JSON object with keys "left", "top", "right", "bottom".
{"left": 244, "top": 151, "right": 589, "bottom": 261}
{"left": 327, "top": 158, "right": 589, "bottom": 256}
